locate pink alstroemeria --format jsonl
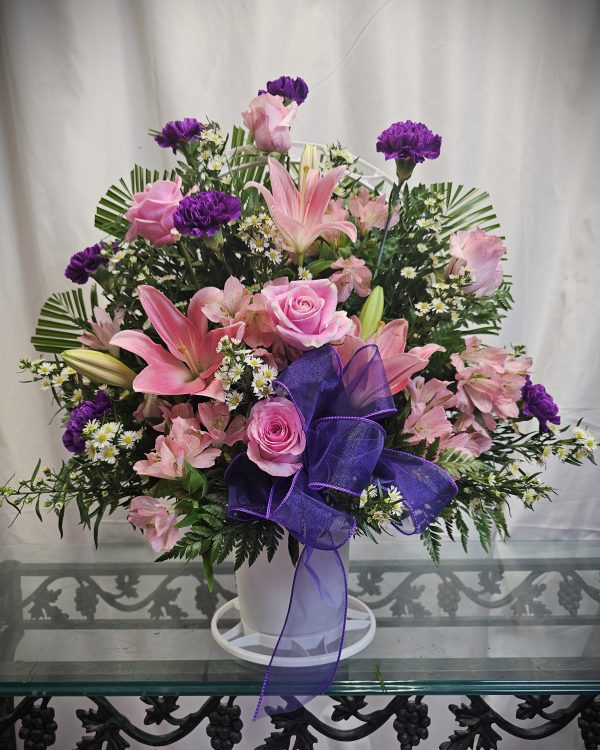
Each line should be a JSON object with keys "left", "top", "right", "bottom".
{"left": 155, "top": 402, "right": 246, "bottom": 448}
{"left": 329, "top": 255, "right": 372, "bottom": 302}
{"left": 404, "top": 404, "right": 453, "bottom": 445}
{"left": 246, "top": 158, "right": 357, "bottom": 258}
{"left": 320, "top": 199, "right": 351, "bottom": 247}
{"left": 336, "top": 318, "right": 444, "bottom": 395}
{"left": 192, "top": 276, "right": 278, "bottom": 349}
{"left": 78, "top": 307, "right": 125, "bottom": 357}
{"left": 405, "top": 376, "right": 455, "bottom": 411}
{"left": 110, "top": 285, "right": 244, "bottom": 399}
{"left": 194, "top": 276, "right": 252, "bottom": 326}
{"left": 128, "top": 496, "right": 182, "bottom": 553}
{"left": 134, "top": 417, "right": 221, "bottom": 480}
{"left": 197, "top": 402, "right": 247, "bottom": 447}
{"left": 348, "top": 186, "right": 399, "bottom": 235}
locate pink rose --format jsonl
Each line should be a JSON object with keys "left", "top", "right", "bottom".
{"left": 246, "top": 397, "right": 306, "bottom": 477}
{"left": 128, "top": 496, "right": 181, "bottom": 553}
{"left": 445, "top": 228, "right": 505, "bottom": 296}
{"left": 125, "top": 177, "right": 183, "bottom": 246}
{"left": 261, "top": 278, "right": 352, "bottom": 350}
{"left": 329, "top": 255, "right": 372, "bottom": 302}
{"left": 242, "top": 93, "right": 298, "bottom": 153}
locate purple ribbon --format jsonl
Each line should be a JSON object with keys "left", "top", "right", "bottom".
{"left": 225, "top": 344, "right": 457, "bottom": 719}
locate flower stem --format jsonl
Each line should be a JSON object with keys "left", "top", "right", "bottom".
{"left": 373, "top": 182, "right": 401, "bottom": 280}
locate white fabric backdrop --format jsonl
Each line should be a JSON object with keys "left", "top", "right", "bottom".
{"left": 1, "top": 0, "right": 599, "bottom": 747}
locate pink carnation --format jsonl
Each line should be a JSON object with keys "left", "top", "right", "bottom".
{"left": 246, "top": 397, "right": 306, "bottom": 477}
{"left": 125, "top": 177, "right": 183, "bottom": 246}
{"left": 128, "top": 496, "right": 181, "bottom": 553}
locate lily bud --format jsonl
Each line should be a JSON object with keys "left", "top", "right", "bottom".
{"left": 61, "top": 349, "right": 136, "bottom": 388}
{"left": 358, "top": 285, "right": 384, "bottom": 340}
{"left": 298, "top": 144, "right": 320, "bottom": 191}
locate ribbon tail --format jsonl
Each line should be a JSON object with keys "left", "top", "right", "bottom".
{"left": 253, "top": 545, "right": 348, "bottom": 721}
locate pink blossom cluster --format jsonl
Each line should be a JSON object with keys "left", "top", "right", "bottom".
{"left": 403, "top": 336, "right": 531, "bottom": 458}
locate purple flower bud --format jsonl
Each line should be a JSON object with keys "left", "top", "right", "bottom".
{"left": 65, "top": 244, "right": 108, "bottom": 285}
{"left": 521, "top": 376, "right": 560, "bottom": 433}
{"left": 154, "top": 118, "right": 204, "bottom": 153}
{"left": 258, "top": 76, "right": 309, "bottom": 105}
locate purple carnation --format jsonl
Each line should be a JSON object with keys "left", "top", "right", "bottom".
{"left": 521, "top": 376, "right": 560, "bottom": 433}
{"left": 376, "top": 120, "right": 442, "bottom": 163}
{"left": 65, "top": 243, "right": 108, "bottom": 284}
{"left": 173, "top": 191, "right": 242, "bottom": 238}
{"left": 258, "top": 75, "right": 309, "bottom": 105}
{"left": 62, "top": 391, "right": 113, "bottom": 454}
{"left": 154, "top": 118, "right": 204, "bottom": 153}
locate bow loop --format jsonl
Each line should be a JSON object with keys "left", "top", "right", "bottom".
{"left": 305, "top": 416, "right": 385, "bottom": 496}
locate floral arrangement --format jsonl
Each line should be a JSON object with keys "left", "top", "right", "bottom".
{"left": 3, "top": 74, "right": 596, "bottom": 584}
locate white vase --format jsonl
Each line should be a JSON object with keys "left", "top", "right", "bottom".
{"left": 235, "top": 539, "right": 350, "bottom": 637}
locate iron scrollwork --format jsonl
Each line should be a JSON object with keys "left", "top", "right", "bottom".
{"left": 2, "top": 694, "right": 600, "bottom": 748}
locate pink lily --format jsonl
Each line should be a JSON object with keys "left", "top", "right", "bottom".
{"left": 110, "top": 285, "right": 244, "bottom": 399}
{"left": 336, "top": 317, "right": 444, "bottom": 395}
{"left": 246, "top": 158, "right": 357, "bottom": 259}
{"left": 78, "top": 307, "right": 125, "bottom": 357}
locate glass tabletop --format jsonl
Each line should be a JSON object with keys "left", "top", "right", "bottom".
{"left": 1, "top": 539, "right": 599, "bottom": 696}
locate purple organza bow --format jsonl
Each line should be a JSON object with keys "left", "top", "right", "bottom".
{"left": 225, "top": 344, "right": 457, "bottom": 719}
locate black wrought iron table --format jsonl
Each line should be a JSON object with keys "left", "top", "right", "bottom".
{"left": 1, "top": 539, "right": 599, "bottom": 749}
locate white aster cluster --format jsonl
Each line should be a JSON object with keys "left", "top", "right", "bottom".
{"left": 414, "top": 279, "right": 465, "bottom": 322}
{"left": 321, "top": 142, "right": 358, "bottom": 170}
{"left": 100, "top": 245, "right": 137, "bottom": 274}
{"left": 570, "top": 427, "right": 598, "bottom": 460}
{"left": 359, "top": 482, "right": 406, "bottom": 524}
{"left": 238, "top": 213, "right": 286, "bottom": 264}
{"left": 215, "top": 335, "right": 278, "bottom": 410}
{"left": 197, "top": 126, "right": 229, "bottom": 181}
{"left": 82, "top": 420, "right": 142, "bottom": 464}
{"left": 20, "top": 358, "right": 78, "bottom": 393}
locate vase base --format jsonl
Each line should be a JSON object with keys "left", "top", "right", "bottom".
{"left": 210, "top": 595, "right": 376, "bottom": 667}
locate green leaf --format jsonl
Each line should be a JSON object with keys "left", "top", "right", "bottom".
{"left": 31, "top": 288, "right": 93, "bottom": 354}
{"left": 421, "top": 524, "right": 442, "bottom": 565}
{"left": 180, "top": 461, "right": 207, "bottom": 496}
{"left": 306, "top": 259, "right": 334, "bottom": 276}
{"left": 202, "top": 553, "right": 215, "bottom": 592}
{"left": 430, "top": 182, "right": 500, "bottom": 240}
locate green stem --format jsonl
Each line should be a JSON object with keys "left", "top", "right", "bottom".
{"left": 373, "top": 182, "right": 401, "bottom": 280}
